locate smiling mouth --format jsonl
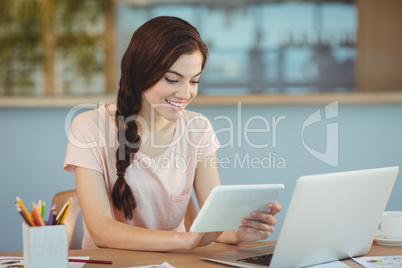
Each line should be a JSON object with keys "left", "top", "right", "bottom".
{"left": 165, "top": 99, "right": 185, "bottom": 108}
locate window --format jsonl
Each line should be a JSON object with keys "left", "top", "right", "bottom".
{"left": 118, "top": 0, "right": 357, "bottom": 95}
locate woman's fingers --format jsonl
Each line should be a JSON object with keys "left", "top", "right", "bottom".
{"left": 249, "top": 210, "right": 278, "bottom": 226}
{"left": 235, "top": 202, "right": 282, "bottom": 243}
{"left": 238, "top": 202, "right": 280, "bottom": 233}
{"left": 242, "top": 213, "right": 277, "bottom": 228}
{"left": 268, "top": 202, "right": 282, "bottom": 216}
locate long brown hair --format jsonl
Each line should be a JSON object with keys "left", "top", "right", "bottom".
{"left": 113, "top": 16, "right": 208, "bottom": 219}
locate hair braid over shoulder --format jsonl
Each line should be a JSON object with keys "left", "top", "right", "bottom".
{"left": 112, "top": 85, "right": 141, "bottom": 219}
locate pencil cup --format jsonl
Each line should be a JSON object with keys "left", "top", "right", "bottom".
{"left": 22, "top": 222, "right": 68, "bottom": 268}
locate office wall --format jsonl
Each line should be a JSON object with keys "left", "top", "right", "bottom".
{"left": 1, "top": 103, "right": 402, "bottom": 252}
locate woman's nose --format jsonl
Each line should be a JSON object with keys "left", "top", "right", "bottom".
{"left": 175, "top": 83, "right": 191, "bottom": 100}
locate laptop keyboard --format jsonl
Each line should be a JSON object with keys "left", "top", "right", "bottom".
{"left": 237, "top": 253, "right": 273, "bottom": 266}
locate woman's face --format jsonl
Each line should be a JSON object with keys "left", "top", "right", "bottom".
{"left": 141, "top": 51, "right": 203, "bottom": 122}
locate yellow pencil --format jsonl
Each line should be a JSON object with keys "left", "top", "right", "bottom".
{"left": 56, "top": 197, "right": 72, "bottom": 225}
{"left": 59, "top": 199, "right": 72, "bottom": 225}
{"left": 37, "top": 200, "right": 42, "bottom": 214}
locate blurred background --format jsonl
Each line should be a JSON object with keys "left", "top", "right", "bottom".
{"left": 1, "top": 0, "right": 402, "bottom": 252}
{"left": 0, "top": 0, "right": 358, "bottom": 96}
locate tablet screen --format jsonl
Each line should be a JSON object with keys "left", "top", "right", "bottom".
{"left": 190, "top": 184, "right": 284, "bottom": 233}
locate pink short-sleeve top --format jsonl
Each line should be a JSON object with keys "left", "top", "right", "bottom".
{"left": 64, "top": 105, "right": 220, "bottom": 249}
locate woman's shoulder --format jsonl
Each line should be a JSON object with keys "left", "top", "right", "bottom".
{"left": 70, "top": 105, "right": 110, "bottom": 131}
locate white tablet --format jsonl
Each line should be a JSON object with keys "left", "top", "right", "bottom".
{"left": 190, "top": 184, "right": 285, "bottom": 233}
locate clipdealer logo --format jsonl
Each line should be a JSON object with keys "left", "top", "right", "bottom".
{"left": 302, "top": 101, "right": 339, "bottom": 167}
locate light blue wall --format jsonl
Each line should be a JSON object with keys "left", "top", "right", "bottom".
{"left": 1, "top": 103, "right": 402, "bottom": 252}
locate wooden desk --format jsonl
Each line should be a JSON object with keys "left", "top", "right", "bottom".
{"left": 1, "top": 241, "right": 402, "bottom": 267}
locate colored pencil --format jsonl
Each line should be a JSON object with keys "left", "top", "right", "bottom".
{"left": 41, "top": 201, "right": 46, "bottom": 220}
{"left": 31, "top": 208, "right": 45, "bottom": 226}
{"left": 68, "top": 258, "right": 112, "bottom": 264}
{"left": 15, "top": 203, "right": 33, "bottom": 226}
{"left": 47, "top": 204, "right": 56, "bottom": 225}
{"left": 15, "top": 196, "right": 35, "bottom": 226}
{"left": 59, "top": 199, "right": 72, "bottom": 225}
{"left": 32, "top": 217, "right": 38, "bottom": 226}
{"left": 37, "top": 200, "right": 42, "bottom": 215}
{"left": 56, "top": 197, "right": 72, "bottom": 225}
{"left": 31, "top": 202, "right": 45, "bottom": 226}
{"left": 51, "top": 210, "right": 57, "bottom": 225}
{"left": 55, "top": 200, "right": 68, "bottom": 224}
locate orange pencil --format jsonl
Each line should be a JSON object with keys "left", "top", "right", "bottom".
{"left": 31, "top": 202, "right": 45, "bottom": 226}
{"left": 15, "top": 196, "right": 35, "bottom": 226}
{"left": 15, "top": 203, "right": 33, "bottom": 226}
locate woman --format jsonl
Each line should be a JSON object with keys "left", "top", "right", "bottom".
{"left": 64, "top": 16, "right": 281, "bottom": 251}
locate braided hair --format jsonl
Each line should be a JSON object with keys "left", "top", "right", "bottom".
{"left": 113, "top": 16, "right": 208, "bottom": 219}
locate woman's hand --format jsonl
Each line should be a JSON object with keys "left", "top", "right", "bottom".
{"left": 236, "top": 202, "right": 282, "bottom": 242}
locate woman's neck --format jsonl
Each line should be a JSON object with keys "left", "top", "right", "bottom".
{"left": 137, "top": 109, "right": 175, "bottom": 135}
{"left": 136, "top": 109, "right": 177, "bottom": 158}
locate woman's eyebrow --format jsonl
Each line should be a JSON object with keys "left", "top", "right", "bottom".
{"left": 167, "top": 70, "right": 202, "bottom": 78}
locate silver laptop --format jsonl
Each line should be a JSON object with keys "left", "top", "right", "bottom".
{"left": 201, "top": 166, "right": 399, "bottom": 268}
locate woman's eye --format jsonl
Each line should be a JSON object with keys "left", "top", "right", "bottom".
{"left": 190, "top": 80, "right": 200, "bottom": 85}
{"left": 165, "top": 77, "right": 178, "bottom": 83}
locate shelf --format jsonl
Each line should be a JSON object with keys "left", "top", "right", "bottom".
{"left": 1, "top": 92, "right": 402, "bottom": 108}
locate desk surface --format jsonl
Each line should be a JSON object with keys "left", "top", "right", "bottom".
{"left": 1, "top": 241, "right": 402, "bottom": 267}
